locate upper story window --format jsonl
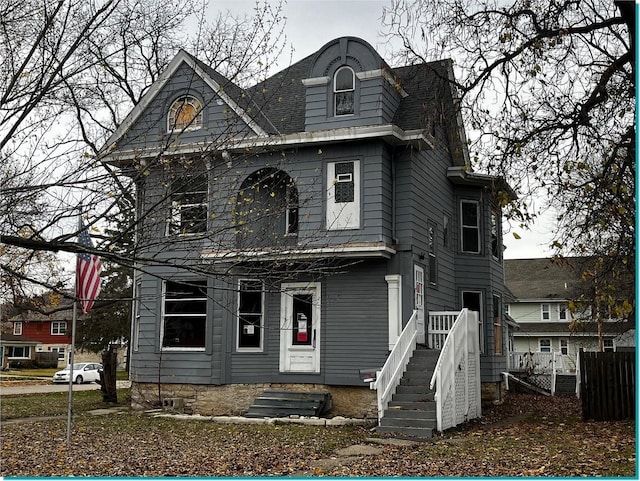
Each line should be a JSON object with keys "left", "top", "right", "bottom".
{"left": 51, "top": 321, "right": 67, "bottom": 335}
{"left": 235, "top": 169, "right": 298, "bottom": 248}
{"left": 334, "top": 66, "right": 355, "bottom": 116}
{"left": 558, "top": 303, "right": 568, "bottom": 320}
{"left": 541, "top": 303, "right": 550, "bottom": 320}
{"left": 13, "top": 321, "right": 22, "bottom": 335}
{"left": 443, "top": 213, "right": 451, "bottom": 250}
{"left": 162, "top": 280, "right": 207, "bottom": 349}
{"left": 326, "top": 160, "right": 360, "bottom": 230}
{"left": 460, "top": 200, "right": 480, "bottom": 254}
{"left": 168, "top": 95, "right": 203, "bottom": 131}
{"left": 490, "top": 210, "right": 500, "bottom": 259}
{"left": 168, "top": 175, "right": 208, "bottom": 236}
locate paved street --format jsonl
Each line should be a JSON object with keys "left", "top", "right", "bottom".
{"left": 0, "top": 380, "right": 131, "bottom": 396}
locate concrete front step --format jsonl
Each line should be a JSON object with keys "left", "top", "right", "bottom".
{"left": 380, "top": 416, "right": 436, "bottom": 429}
{"left": 384, "top": 405, "right": 436, "bottom": 418}
{"left": 387, "top": 401, "right": 436, "bottom": 411}
{"left": 396, "top": 385, "right": 433, "bottom": 394}
{"left": 375, "top": 425, "right": 434, "bottom": 438}
{"left": 392, "top": 392, "right": 435, "bottom": 402}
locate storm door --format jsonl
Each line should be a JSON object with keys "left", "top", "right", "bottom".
{"left": 279, "top": 282, "right": 321, "bottom": 373}
{"left": 415, "top": 265, "right": 426, "bottom": 344}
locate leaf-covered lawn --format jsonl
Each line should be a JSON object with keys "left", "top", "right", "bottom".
{"left": 1, "top": 393, "right": 635, "bottom": 477}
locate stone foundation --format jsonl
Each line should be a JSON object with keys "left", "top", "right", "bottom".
{"left": 131, "top": 382, "right": 378, "bottom": 419}
{"left": 481, "top": 380, "right": 506, "bottom": 406}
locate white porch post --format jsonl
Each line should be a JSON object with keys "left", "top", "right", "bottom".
{"left": 385, "top": 274, "right": 402, "bottom": 350}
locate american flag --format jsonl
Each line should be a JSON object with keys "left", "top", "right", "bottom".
{"left": 76, "top": 220, "right": 102, "bottom": 315}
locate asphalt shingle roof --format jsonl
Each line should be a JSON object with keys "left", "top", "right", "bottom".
{"left": 504, "top": 258, "right": 585, "bottom": 300}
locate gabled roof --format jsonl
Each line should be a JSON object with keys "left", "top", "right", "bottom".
{"left": 504, "top": 258, "right": 587, "bottom": 300}
{"left": 99, "top": 38, "right": 473, "bottom": 158}
{"left": 100, "top": 49, "right": 271, "bottom": 157}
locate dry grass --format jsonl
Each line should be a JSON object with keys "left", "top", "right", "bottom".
{"left": 0, "top": 391, "right": 635, "bottom": 477}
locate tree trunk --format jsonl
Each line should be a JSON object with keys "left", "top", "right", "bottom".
{"left": 100, "top": 346, "right": 118, "bottom": 403}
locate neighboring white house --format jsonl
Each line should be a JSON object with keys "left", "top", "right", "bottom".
{"left": 504, "top": 258, "right": 633, "bottom": 371}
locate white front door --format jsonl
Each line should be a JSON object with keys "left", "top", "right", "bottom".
{"left": 414, "top": 265, "right": 425, "bottom": 344}
{"left": 280, "top": 282, "right": 321, "bottom": 373}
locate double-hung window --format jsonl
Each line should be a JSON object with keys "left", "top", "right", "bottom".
{"left": 13, "top": 322, "right": 22, "bottom": 336}
{"left": 460, "top": 200, "right": 480, "bottom": 254}
{"left": 558, "top": 303, "right": 568, "bottom": 320}
{"left": 168, "top": 175, "right": 208, "bottom": 236}
{"left": 334, "top": 66, "right": 355, "bottom": 116}
{"left": 539, "top": 339, "right": 551, "bottom": 353}
{"left": 541, "top": 303, "right": 550, "bottom": 320}
{"left": 237, "top": 280, "right": 264, "bottom": 350}
{"left": 51, "top": 321, "right": 66, "bottom": 335}
{"left": 162, "top": 280, "right": 207, "bottom": 349}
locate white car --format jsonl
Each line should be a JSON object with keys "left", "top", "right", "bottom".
{"left": 52, "top": 363, "right": 103, "bottom": 384}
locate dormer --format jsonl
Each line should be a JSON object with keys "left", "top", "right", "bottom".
{"left": 302, "top": 37, "right": 406, "bottom": 132}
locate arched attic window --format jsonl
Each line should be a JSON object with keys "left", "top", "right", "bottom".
{"left": 168, "top": 95, "right": 203, "bottom": 131}
{"left": 334, "top": 66, "right": 355, "bottom": 116}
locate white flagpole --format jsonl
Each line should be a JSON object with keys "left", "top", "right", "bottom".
{"left": 66, "top": 301, "right": 77, "bottom": 446}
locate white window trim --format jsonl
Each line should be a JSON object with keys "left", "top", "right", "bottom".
{"left": 333, "top": 66, "right": 355, "bottom": 117}
{"left": 326, "top": 160, "right": 360, "bottom": 230}
{"left": 462, "top": 290, "right": 484, "bottom": 353}
{"left": 237, "top": 279, "right": 264, "bottom": 352}
{"left": 51, "top": 321, "right": 66, "bottom": 335}
{"left": 13, "top": 321, "right": 22, "bottom": 336}
{"left": 132, "top": 280, "right": 141, "bottom": 352}
{"left": 460, "top": 200, "right": 481, "bottom": 254}
{"left": 539, "top": 338, "right": 551, "bottom": 353}
{"left": 558, "top": 303, "right": 568, "bottom": 320}
{"left": 7, "top": 346, "right": 31, "bottom": 359}
{"left": 560, "top": 339, "right": 569, "bottom": 355}
{"left": 167, "top": 95, "right": 203, "bottom": 132}
{"left": 541, "top": 303, "right": 550, "bottom": 320}
{"left": 160, "top": 280, "right": 207, "bottom": 352}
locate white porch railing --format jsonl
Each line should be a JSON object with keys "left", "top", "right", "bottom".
{"left": 508, "top": 351, "right": 575, "bottom": 374}
{"left": 429, "top": 309, "right": 481, "bottom": 432}
{"left": 370, "top": 310, "right": 417, "bottom": 421}
{"left": 427, "top": 311, "right": 458, "bottom": 349}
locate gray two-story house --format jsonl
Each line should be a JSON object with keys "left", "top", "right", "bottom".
{"left": 100, "top": 37, "right": 514, "bottom": 422}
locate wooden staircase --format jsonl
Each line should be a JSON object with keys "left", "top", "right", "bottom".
{"left": 245, "top": 390, "right": 332, "bottom": 418}
{"left": 375, "top": 347, "right": 440, "bottom": 439}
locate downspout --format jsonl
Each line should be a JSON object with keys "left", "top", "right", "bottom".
{"left": 391, "top": 147, "right": 397, "bottom": 245}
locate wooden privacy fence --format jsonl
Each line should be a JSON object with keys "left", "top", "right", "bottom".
{"left": 578, "top": 350, "right": 635, "bottom": 421}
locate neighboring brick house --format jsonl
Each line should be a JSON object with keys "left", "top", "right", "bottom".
{"left": 100, "top": 36, "right": 515, "bottom": 419}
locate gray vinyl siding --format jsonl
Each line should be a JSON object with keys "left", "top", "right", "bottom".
{"left": 322, "top": 262, "right": 389, "bottom": 384}
{"left": 129, "top": 270, "right": 225, "bottom": 385}
{"left": 116, "top": 62, "right": 253, "bottom": 153}
{"left": 204, "top": 140, "right": 394, "bottom": 253}
{"left": 452, "top": 187, "right": 508, "bottom": 381}
{"left": 305, "top": 76, "right": 401, "bottom": 131}
{"left": 226, "top": 261, "right": 389, "bottom": 386}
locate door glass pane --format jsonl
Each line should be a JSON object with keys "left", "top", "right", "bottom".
{"left": 292, "top": 294, "right": 313, "bottom": 346}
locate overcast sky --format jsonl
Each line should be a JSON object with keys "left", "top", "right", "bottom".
{"left": 208, "top": 0, "right": 554, "bottom": 259}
